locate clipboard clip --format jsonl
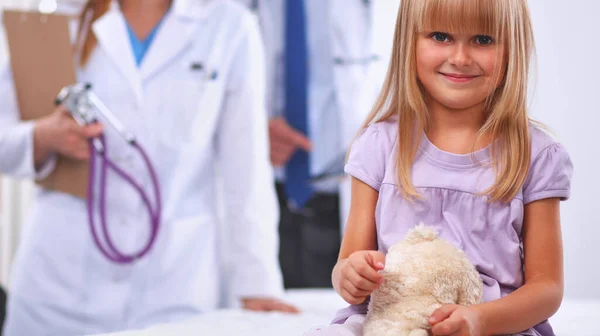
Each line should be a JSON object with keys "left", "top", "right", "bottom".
{"left": 16, "top": 0, "right": 59, "bottom": 23}
{"left": 55, "top": 83, "right": 136, "bottom": 153}
{"left": 37, "top": 0, "right": 58, "bottom": 14}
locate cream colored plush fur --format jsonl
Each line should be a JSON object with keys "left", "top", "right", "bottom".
{"left": 364, "top": 224, "right": 483, "bottom": 336}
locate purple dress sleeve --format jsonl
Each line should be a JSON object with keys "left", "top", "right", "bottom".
{"left": 344, "top": 121, "right": 395, "bottom": 191}
{"left": 523, "top": 143, "right": 573, "bottom": 204}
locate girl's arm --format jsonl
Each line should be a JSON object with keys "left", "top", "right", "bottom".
{"left": 332, "top": 177, "right": 385, "bottom": 305}
{"left": 338, "top": 177, "right": 379, "bottom": 257}
{"left": 476, "top": 197, "right": 563, "bottom": 334}
{"left": 431, "top": 197, "right": 563, "bottom": 335}
{"left": 476, "top": 198, "right": 563, "bottom": 335}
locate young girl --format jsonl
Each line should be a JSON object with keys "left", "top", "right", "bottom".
{"left": 309, "top": 0, "right": 572, "bottom": 335}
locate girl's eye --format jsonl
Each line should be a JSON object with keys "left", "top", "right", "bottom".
{"left": 431, "top": 32, "right": 450, "bottom": 43}
{"left": 475, "top": 35, "right": 494, "bottom": 45}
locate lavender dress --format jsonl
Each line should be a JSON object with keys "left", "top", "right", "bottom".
{"left": 306, "top": 120, "right": 573, "bottom": 336}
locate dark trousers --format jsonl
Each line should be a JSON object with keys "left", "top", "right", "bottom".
{"left": 1, "top": 285, "right": 6, "bottom": 335}
{"left": 276, "top": 183, "right": 341, "bottom": 288}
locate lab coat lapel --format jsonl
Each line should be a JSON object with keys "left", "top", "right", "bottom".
{"left": 92, "top": 4, "right": 143, "bottom": 106}
{"left": 140, "top": 0, "right": 213, "bottom": 81}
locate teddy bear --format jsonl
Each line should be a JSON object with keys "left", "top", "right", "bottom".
{"left": 363, "top": 223, "right": 483, "bottom": 336}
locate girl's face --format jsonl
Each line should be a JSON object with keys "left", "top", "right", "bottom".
{"left": 416, "top": 30, "right": 505, "bottom": 112}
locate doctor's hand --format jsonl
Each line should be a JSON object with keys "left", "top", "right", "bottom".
{"left": 332, "top": 250, "right": 386, "bottom": 305}
{"left": 34, "top": 105, "right": 104, "bottom": 165}
{"left": 268, "top": 117, "right": 312, "bottom": 166}
{"left": 241, "top": 297, "right": 300, "bottom": 314}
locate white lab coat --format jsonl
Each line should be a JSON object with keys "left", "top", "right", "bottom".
{"left": 0, "top": 0, "right": 283, "bottom": 334}
{"left": 236, "top": 0, "right": 399, "bottom": 227}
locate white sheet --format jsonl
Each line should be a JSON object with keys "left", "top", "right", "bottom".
{"left": 550, "top": 299, "right": 599, "bottom": 336}
{"left": 97, "top": 290, "right": 599, "bottom": 336}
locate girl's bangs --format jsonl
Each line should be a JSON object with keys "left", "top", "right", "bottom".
{"left": 415, "top": 0, "right": 504, "bottom": 37}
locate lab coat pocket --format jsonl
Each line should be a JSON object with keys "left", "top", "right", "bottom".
{"left": 159, "top": 72, "right": 224, "bottom": 150}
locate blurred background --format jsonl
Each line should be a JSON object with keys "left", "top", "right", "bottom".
{"left": 2, "top": 0, "right": 595, "bottom": 300}
{"left": 0, "top": 0, "right": 598, "bottom": 335}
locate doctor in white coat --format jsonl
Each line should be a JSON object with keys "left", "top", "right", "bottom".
{"left": 0, "top": 0, "right": 296, "bottom": 335}
{"left": 235, "top": 0, "right": 399, "bottom": 288}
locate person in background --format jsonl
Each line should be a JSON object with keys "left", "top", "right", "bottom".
{"left": 238, "top": 0, "right": 399, "bottom": 289}
{"left": 0, "top": 0, "right": 296, "bottom": 335}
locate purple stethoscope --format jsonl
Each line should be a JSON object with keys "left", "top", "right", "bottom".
{"left": 55, "top": 83, "right": 161, "bottom": 264}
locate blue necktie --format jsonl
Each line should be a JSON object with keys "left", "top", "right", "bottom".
{"left": 284, "top": 0, "right": 313, "bottom": 208}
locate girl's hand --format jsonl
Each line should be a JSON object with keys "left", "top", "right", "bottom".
{"left": 429, "top": 304, "right": 486, "bottom": 336}
{"left": 333, "top": 250, "right": 386, "bottom": 305}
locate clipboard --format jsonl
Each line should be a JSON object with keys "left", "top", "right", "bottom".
{"left": 3, "top": 9, "right": 88, "bottom": 199}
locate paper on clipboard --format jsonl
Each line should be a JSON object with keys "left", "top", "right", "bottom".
{"left": 3, "top": 9, "right": 88, "bottom": 198}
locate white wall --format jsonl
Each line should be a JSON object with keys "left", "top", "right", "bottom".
{"left": 527, "top": 0, "right": 600, "bottom": 300}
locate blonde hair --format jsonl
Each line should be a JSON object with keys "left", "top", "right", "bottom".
{"left": 77, "top": 0, "right": 112, "bottom": 67}
{"left": 361, "top": 0, "right": 535, "bottom": 202}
